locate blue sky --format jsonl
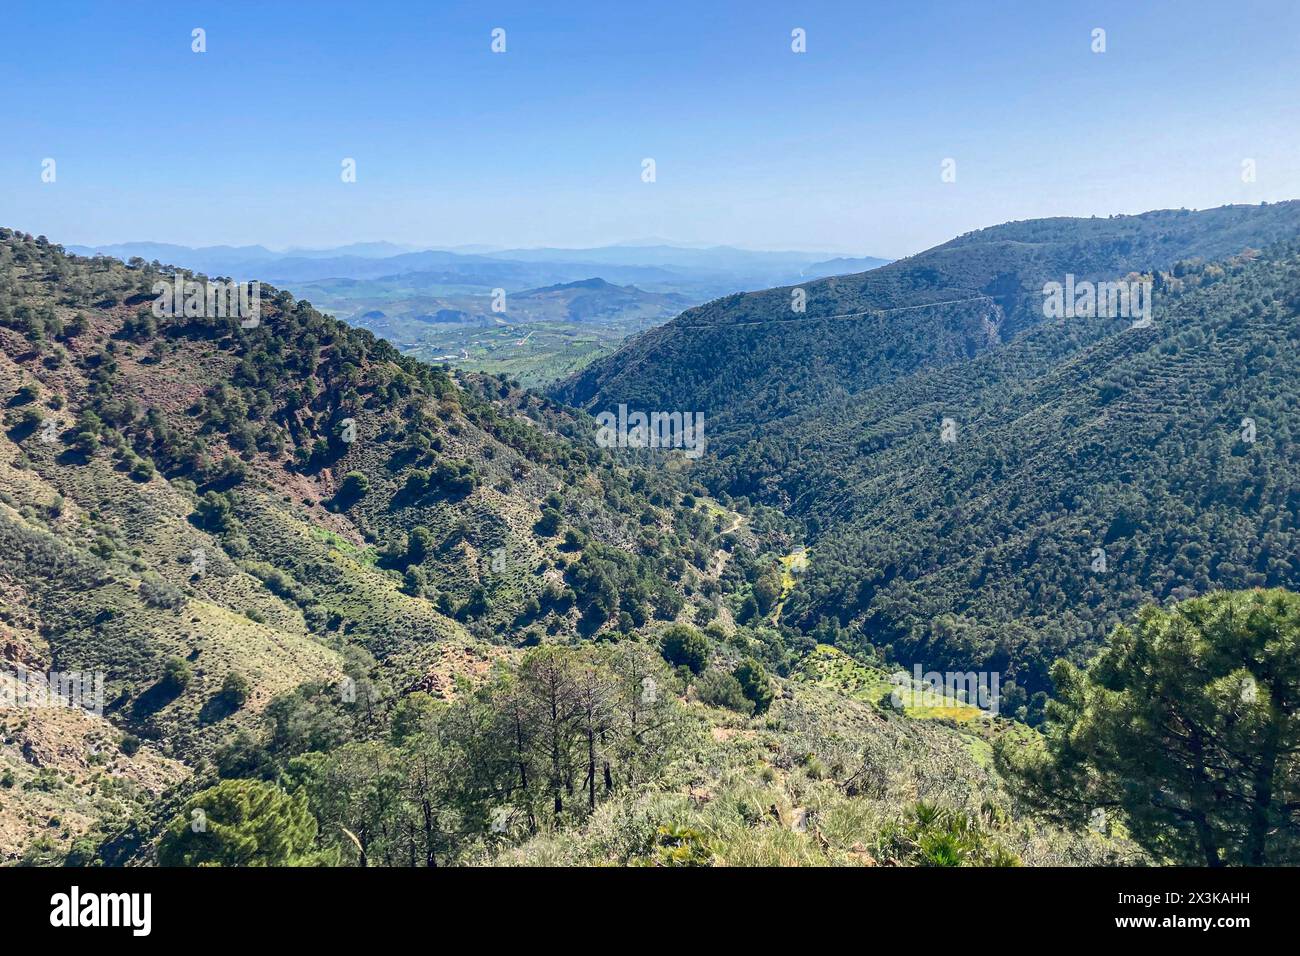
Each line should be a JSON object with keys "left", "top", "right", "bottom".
{"left": 2, "top": 0, "right": 1298, "bottom": 256}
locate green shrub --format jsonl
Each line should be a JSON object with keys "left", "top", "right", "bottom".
{"left": 732, "top": 658, "right": 774, "bottom": 714}
{"left": 535, "top": 507, "right": 562, "bottom": 537}
{"left": 660, "top": 624, "right": 709, "bottom": 674}
{"left": 160, "top": 656, "right": 192, "bottom": 694}
{"left": 139, "top": 572, "right": 184, "bottom": 609}
{"left": 651, "top": 824, "right": 712, "bottom": 867}
{"left": 192, "top": 491, "right": 236, "bottom": 532}
{"left": 696, "top": 668, "right": 753, "bottom": 714}
{"left": 337, "top": 471, "right": 370, "bottom": 504}
{"left": 220, "top": 671, "right": 251, "bottom": 709}
{"left": 403, "top": 566, "right": 427, "bottom": 596}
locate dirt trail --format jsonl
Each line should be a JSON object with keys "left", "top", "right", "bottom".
{"left": 709, "top": 510, "right": 747, "bottom": 577}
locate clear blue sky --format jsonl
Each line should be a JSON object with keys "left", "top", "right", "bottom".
{"left": 2, "top": 0, "right": 1297, "bottom": 257}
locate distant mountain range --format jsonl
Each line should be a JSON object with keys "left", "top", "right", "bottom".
{"left": 65, "top": 240, "right": 414, "bottom": 266}
{"left": 66, "top": 240, "right": 891, "bottom": 298}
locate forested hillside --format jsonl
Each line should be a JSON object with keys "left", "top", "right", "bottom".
{"left": 0, "top": 230, "right": 794, "bottom": 859}
{"left": 778, "top": 244, "right": 1300, "bottom": 703}
{"left": 553, "top": 205, "right": 1300, "bottom": 712}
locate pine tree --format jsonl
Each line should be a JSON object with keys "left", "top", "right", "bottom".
{"left": 999, "top": 588, "right": 1300, "bottom": 865}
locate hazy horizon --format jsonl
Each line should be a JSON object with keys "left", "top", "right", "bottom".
{"left": 63, "top": 235, "right": 880, "bottom": 258}
{"left": 57, "top": 198, "right": 1300, "bottom": 265}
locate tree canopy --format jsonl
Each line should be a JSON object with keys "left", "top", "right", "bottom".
{"left": 999, "top": 588, "right": 1300, "bottom": 866}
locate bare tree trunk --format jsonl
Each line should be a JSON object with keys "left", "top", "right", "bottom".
{"left": 1197, "top": 815, "right": 1222, "bottom": 867}
{"left": 422, "top": 799, "right": 437, "bottom": 867}
{"left": 1248, "top": 723, "right": 1280, "bottom": 865}
{"left": 587, "top": 729, "right": 597, "bottom": 811}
